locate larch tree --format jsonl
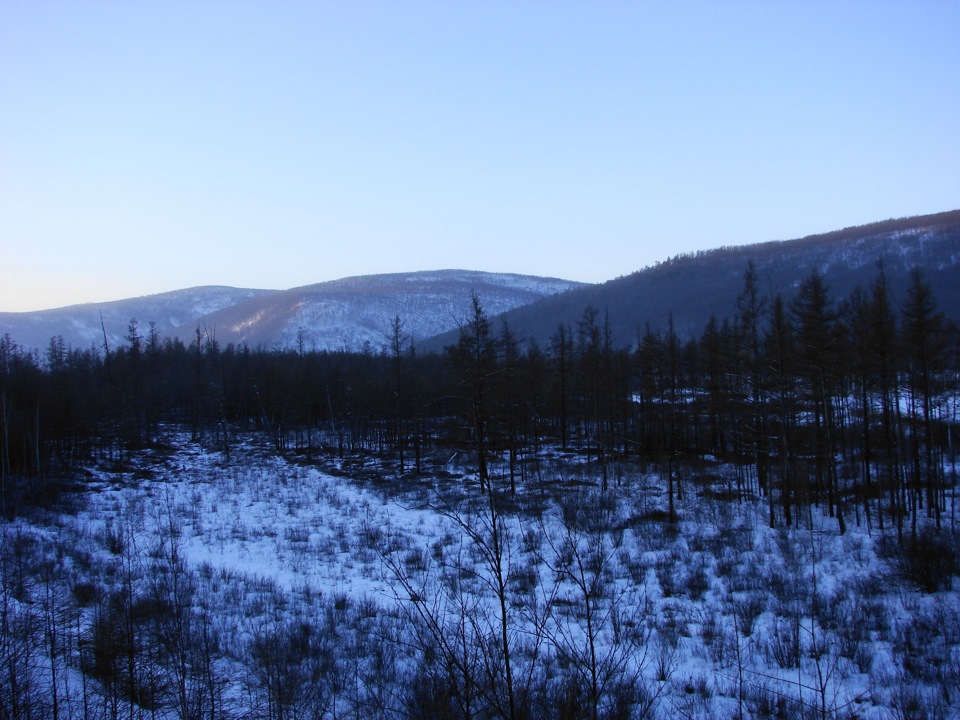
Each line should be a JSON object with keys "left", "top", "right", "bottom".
{"left": 902, "top": 267, "right": 948, "bottom": 533}
{"left": 792, "top": 271, "right": 846, "bottom": 533}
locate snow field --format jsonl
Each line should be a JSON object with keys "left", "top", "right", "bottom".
{"left": 3, "top": 432, "right": 959, "bottom": 718}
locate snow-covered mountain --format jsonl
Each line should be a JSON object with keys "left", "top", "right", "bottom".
{"left": 0, "top": 271, "right": 584, "bottom": 355}
{"left": 0, "top": 286, "right": 273, "bottom": 355}
{"left": 198, "top": 270, "right": 581, "bottom": 352}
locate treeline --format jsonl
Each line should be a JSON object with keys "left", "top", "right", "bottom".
{"left": 1, "top": 263, "right": 957, "bottom": 535}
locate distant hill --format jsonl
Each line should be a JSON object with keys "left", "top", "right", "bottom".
{"left": 4, "top": 210, "right": 958, "bottom": 357}
{"left": 0, "top": 271, "right": 584, "bottom": 355}
{"left": 196, "top": 271, "right": 582, "bottom": 352}
{"left": 0, "top": 286, "right": 273, "bottom": 355}
{"left": 423, "top": 210, "right": 960, "bottom": 351}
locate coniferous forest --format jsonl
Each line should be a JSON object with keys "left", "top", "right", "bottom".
{"left": 1, "top": 263, "right": 959, "bottom": 719}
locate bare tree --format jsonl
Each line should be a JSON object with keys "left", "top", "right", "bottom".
{"left": 388, "top": 315, "right": 408, "bottom": 475}
{"left": 539, "top": 491, "right": 654, "bottom": 720}
{"left": 0, "top": 527, "right": 43, "bottom": 720}
{"left": 451, "top": 292, "right": 497, "bottom": 491}
{"left": 380, "top": 483, "right": 548, "bottom": 720}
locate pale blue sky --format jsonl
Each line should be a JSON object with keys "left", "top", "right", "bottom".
{"left": 2, "top": 2, "right": 958, "bottom": 311}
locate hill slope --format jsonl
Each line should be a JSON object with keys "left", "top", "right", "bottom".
{"left": 0, "top": 286, "right": 273, "bottom": 355}
{"left": 433, "top": 209, "right": 960, "bottom": 350}
{"left": 4, "top": 210, "right": 958, "bottom": 356}
{"left": 0, "top": 271, "right": 583, "bottom": 354}
{"left": 199, "top": 271, "right": 582, "bottom": 352}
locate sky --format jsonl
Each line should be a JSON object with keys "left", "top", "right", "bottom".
{"left": 1, "top": 2, "right": 958, "bottom": 312}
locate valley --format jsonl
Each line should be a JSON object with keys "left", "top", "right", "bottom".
{"left": 1, "top": 212, "right": 959, "bottom": 719}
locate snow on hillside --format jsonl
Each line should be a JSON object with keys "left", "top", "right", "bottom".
{"left": 325, "top": 270, "right": 577, "bottom": 296}
{"left": 0, "top": 286, "right": 274, "bottom": 354}
{"left": 204, "top": 270, "right": 586, "bottom": 352}
{"left": 0, "top": 270, "right": 585, "bottom": 356}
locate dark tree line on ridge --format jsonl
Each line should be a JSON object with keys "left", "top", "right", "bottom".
{"left": 1, "top": 263, "right": 957, "bottom": 538}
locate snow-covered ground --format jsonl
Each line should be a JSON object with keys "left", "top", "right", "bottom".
{"left": 3, "top": 432, "right": 959, "bottom": 719}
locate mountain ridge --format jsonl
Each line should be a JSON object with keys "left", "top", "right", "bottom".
{"left": 0, "top": 270, "right": 585, "bottom": 355}
{"left": 436, "top": 209, "right": 960, "bottom": 351}
{"left": 3, "top": 209, "right": 959, "bottom": 356}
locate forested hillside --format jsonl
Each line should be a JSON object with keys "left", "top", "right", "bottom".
{"left": 1, "top": 259, "right": 958, "bottom": 718}
{"left": 457, "top": 209, "right": 960, "bottom": 350}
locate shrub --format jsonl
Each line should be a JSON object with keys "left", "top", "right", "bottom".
{"left": 71, "top": 580, "right": 99, "bottom": 606}
{"left": 875, "top": 529, "right": 958, "bottom": 593}
{"left": 901, "top": 530, "right": 957, "bottom": 593}
{"left": 730, "top": 591, "right": 767, "bottom": 637}
{"left": 700, "top": 611, "right": 726, "bottom": 664}
{"left": 767, "top": 615, "right": 801, "bottom": 669}
{"left": 655, "top": 561, "right": 679, "bottom": 598}
{"left": 889, "top": 681, "right": 949, "bottom": 720}
{"left": 683, "top": 555, "right": 711, "bottom": 600}
{"left": 103, "top": 524, "right": 125, "bottom": 555}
